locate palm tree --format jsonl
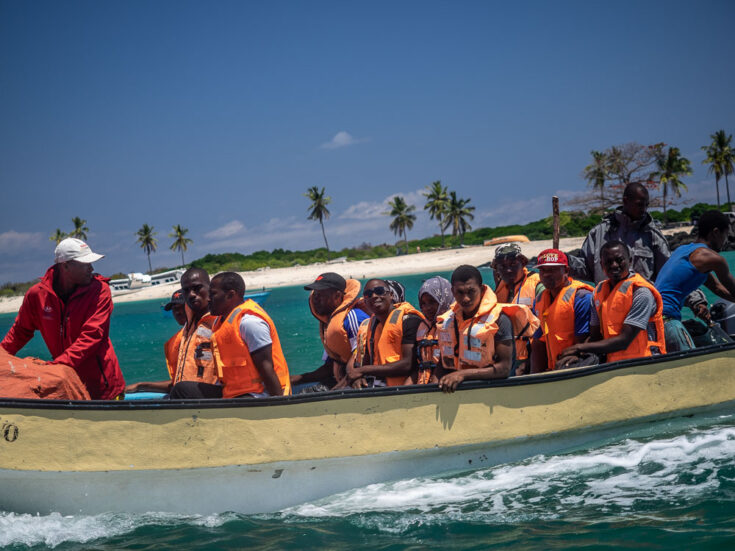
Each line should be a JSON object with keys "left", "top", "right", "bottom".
{"left": 654, "top": 147, "right": 692, "bottom": 222}
{"left": 443, "top": 192, "right": 475, "bottom": 245}
{"left": 169, "top": 224, "right": 193, "bottom": 266}
{"left": 304, "top": 186, "right": 331, "bottom": 253}
{"left": 136, "top": 224, "right": 158, "bottom": 274}
{"left": 422, "top": 180, "right": 449, "bottom": 247}
{"left": 385, "top": 196, "right": 416, "bottom": 254}
{"left": 702, "top": 130, "right": 733, "bottom": 207}
{"left": 49, "top": 228, "right": 67, "bottom": 244}
{"left": 69, "top": 217, "right": 89, "bottom": 240}
{"left": 583, "top": 150, "right": 608, "bottom": 212}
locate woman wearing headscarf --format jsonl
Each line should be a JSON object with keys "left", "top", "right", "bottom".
{"left": 414, "top": 276, "right": 453, "bottom": 384}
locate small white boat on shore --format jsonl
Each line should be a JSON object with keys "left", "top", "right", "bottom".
{"left": 1, "top": 344, "right": 734, "bottom": 515}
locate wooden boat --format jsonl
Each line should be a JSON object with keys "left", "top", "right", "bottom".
{"left": 1, "top": 344, "right": 734, "bottom": 515}
{"left": 483, "top": 234, "right": 530, "bottom": 246}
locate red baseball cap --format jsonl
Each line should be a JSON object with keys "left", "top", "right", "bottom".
{"left": 536, "top": 248, "right": 568, "bottom": 267}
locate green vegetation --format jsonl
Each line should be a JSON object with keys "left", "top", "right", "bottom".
{"left": 423, "top": 181, "right": 449, "bottom": 247}
{"left": 169, "top": 224, "right": 193, "bottom": 266}
{"left": 653, "top": 146, "right": 692, "bottom": 222}
{"left": 702, "top": 130, "right": 734, "bottom": 207}
{"left": 304, "top": 186, "right": 331, "bottom": 254}
{"left": 386, "top": 195, "right": 416, "bottom": 254}
{"left": 70, "top": 217, "right": 89, "bottom": 240}
{"left": 0, "top": 280, "right": 38, "bottom": 298}
{"left": 136, "top": 223, "right": 158, "bottom": 274}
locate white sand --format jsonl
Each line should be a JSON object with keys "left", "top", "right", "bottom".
{"left": 0, "top": 236, "right": 589, "bottom": 315}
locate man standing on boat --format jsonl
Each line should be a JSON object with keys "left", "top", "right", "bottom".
{"left": 655, "top": 210, "right": 735, "bottom": 352}
{"left": 175, "top": 271, "right": 291, "bottom": 399}
{"left": 492, "top": 243, "right": 544, "bottom": 374}
{"left": 558, "top": 241, "right": 666, "bottom": 365}
{"left": 293, "top": 272, "right": 369, "bottom": 390}
{"left": 436, "top": 265, "right": 539, "bottom": 392}
{"left": 530, "top": 249, "right": 594, "bottom": 372}
{"left": 568, "top": 182, "right": 708, "bottom": 318}
{"left": 1, "top": 238, "right": 125, "bottom": 399}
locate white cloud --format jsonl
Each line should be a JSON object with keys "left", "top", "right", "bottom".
{"left": 320, "top": 131, "right": 365, "bottom": 150}
{"left": 340, "top": 189, "right": 425, "bottom": 220}
{"left": 0, "top": 230, "right": 45, "bottom": 254}
{"left": 204, "top": 220, "right": 245, "bottom": 239}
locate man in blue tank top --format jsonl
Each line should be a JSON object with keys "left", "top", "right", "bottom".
{"left": 655, "top": 210, "right": 735, "bottom": 352}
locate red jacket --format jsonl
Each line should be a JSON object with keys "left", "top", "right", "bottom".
{"left": 1, "top": 265, "right": 125, "bottom": 400}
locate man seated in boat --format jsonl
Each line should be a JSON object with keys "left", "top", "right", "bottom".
{"left": 530, "top": 249, "right": 593, "bottom": 373}
{"left": 184, "top": 271, "right": 291, "bottom": 398}
{"left": 436, "top": 265, "right": 539, "bottom": 392}
{"left": 415, "top": 276, "right": 453, "bottom": 384}
{"left": 1, "top": 238, "right": 125, "bottom": 400}
{"left": 655, "top": 210, "right": 735, "bottom": 352}
{"left": 492, "top": 243, "right": 544, "bottom": 374}
{"left": 159, "top": 268, "right": 220, "bottom": 398}
{"left": 125, "top": 289, "right": 190, "bottom": 395}
{"left": 344, "top": 278, "right": 428, "bottom": 388}
{"left": 558, "top": 241, "right": 666, "bottom": 366}
{"left": 292, "top": 272, "right": 369, "bottom": 390}
{"left": 568, "top": 182, "right": 708, "bottom": 319}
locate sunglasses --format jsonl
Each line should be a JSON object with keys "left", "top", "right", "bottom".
{"left": 363, "top": 286, "right": 388, "bottom": 298}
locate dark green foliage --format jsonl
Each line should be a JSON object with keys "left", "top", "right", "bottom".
{"left": 0, "top": 280, "right": 39, "bottom": 298}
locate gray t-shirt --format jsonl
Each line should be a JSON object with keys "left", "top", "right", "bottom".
{"left": 495, "top": 313, "right": 513, "bottom": 342}
{"left": 591, "top": 287, "right": 657, "bottom": 332}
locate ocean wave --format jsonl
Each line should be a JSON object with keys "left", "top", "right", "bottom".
{"left": 283, "top": 423, "right": 735, "bottom": 528}
{"left": 2, "top": 424, "right": 734, "bottom": 547}
{"left": 0, "top": 511, "right": 237, "bottom": 549}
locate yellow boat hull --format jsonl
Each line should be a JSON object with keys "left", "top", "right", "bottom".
{"left": 1, "top": 345, "right": 734, "bottom": 514}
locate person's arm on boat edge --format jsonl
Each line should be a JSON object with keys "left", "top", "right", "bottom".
{"left": 0, "top": 290, "right": 37, "bottom": 355}
{"left": 438, "top": 339, "right": 513, "bottom": 393}
{"left": 54, "top": 284, "right": 113, "bottom": 368}
{"left": 126, "top": 380, "right": 171, "bottom": 394}
{"left": 249, "top": 344, "right": 284, "bottom": 396}
{"left": 691, "top": 248, "right": 735, "bottom": 303}
{"left": 557, "top": 323, "right": 642, "bottom": 366}
{"left": 290, "top": 361, "right": 333, "bottom": 386}
{"left": 345, "top": 342, "right": 415, "bottom": 385}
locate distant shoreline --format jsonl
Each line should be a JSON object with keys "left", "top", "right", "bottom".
{"left": 0, "top": 236, "right": 590, "bottom": 315}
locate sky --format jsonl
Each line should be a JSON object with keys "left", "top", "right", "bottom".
{"left": 1, "top": 0, "right": 734, "bottom": 283}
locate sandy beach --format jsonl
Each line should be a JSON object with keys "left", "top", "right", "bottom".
{"left": 0, "top": 236, "right": 591, "bottom": 315}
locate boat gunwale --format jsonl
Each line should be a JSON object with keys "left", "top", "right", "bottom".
{"left": 1, "top": 342, "right": 734, "bottom": 411}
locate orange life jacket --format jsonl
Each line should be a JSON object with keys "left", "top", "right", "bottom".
{"left": 415, "top": 323, "right": 439, "bottom": 384}
{"left": 593, "top": 273, "right": 666, "bottom": 362}
{"left": 495, "top": 268, "right": 541, "bottom": 306}
{"left": 309, "top": 279, "right": 363, "bottom": 382}
{"left": 354, "top": 302, "right": 428, "bottom": 386}
{"left": 534, "top": 278, "right": 594, "bottom": 371}
{"left": 172, "top": 315, "right": 218, "bottom": 385}
{"left": 495, "top": 269, "right": 541, "bottom": 362}
{"left": 164, "top": 329, "right": 183, "bottom": 379}
{"left": 437, "top": 285, "right": 540, "bottom": 371}
{"left": 212, "top": 300, "right": 291, "bottom": 398}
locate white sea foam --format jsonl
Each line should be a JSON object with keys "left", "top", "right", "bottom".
{"left": 3, "top": 425, "right": 734, "bottom": 546}
{"left": 285, "top": 424, "right": 735, "bottom": 525}
{"left": 0, "top": 511, "right": 232, "bottom": 549}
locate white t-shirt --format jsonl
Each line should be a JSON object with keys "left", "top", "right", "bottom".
{"left": 239, "top": 314, "right": 272, "bottom": 353}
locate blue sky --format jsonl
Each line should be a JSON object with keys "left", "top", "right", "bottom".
{"left": 1, "top": 0, "right": 734, "bottom": 283}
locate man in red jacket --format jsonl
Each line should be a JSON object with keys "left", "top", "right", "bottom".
{"left": 1, "top": 238, "right": 125, "bottom": 399}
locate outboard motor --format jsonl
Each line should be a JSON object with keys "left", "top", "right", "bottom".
{"left": 710, "top": 300, "right": 735, "bottom": 339}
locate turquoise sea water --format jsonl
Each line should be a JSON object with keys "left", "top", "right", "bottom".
{"left": 1, "top": 266, "right": 735, "bottom": 549}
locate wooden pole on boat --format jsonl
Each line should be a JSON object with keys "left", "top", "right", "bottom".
{"left": 552, "top": 196, "right": 560, "bottom": 249}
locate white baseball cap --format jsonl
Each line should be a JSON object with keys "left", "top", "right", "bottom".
{"left": 54, "top": 238, "right": 104, "bottom": 264}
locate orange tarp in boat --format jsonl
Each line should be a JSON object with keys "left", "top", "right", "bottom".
{"left": 0, "top": 348, "right": 90, "bottom": 400}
